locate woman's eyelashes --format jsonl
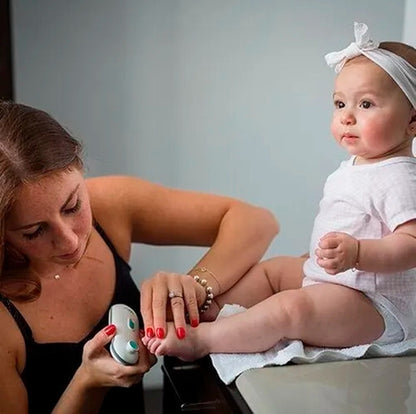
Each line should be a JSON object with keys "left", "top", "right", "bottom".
{"left": 22, "top": 199, "right": 82, "bottom": 240}
{"left": 63, "top": 198, "right": 81, "bottom": 215}
{"left": 23, "top": 225, "right": 45, "bottom": 240}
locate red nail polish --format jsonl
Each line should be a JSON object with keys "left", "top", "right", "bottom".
{"left": 156, "top": 327, "right": 165, "bottom": 339}
{"left": 146, "top": 327, "right": 155, "bottom": 338}
{"left": 176, "top": 327, "right": 186, "bottom": 339}
{"left": 191, "top": 318, "right": 199, "bottom": 328}
{"left": 105, "top": 324, "right": 116, "bottom": 336}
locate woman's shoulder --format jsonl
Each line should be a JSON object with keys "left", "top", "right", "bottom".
{"left": 85, "top": 175, "right": 161, "bottom": 204}
{"left": 86, "top": 174, "right": 137, "bottom": 196}
{"left": 86, "top": 175, "right": 164, "bottom": 260}
{"left": 86, "top": 175, "right": 142, "bottom": 210}
{"left": 85, "top": 176, "right": 132, "bottom": 260}
{"left": 85, "top": 174, "right": 177, "bottom": 229}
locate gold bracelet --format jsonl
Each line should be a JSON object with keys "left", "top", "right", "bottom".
{"left": 191, "top": 275, "right": 214, "bottom": 313}
{"left": 193, "top": 266, "right": 221, "bottom": 294}
{"left": 193, "top": 266, "right": 216, "bottom": 279}
{"left": 352, "top": 239, "right": 360, "bottom": 272}
{"left": 355, "top": 239, "right": 360, "bottom": 267}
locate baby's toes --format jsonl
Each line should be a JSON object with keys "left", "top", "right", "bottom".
{"left": 146, "top": 338, "right": 161, "bottom": 354}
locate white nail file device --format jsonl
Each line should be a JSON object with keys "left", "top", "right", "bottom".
{"left": 108, "top": 304, "right": 140, "bottom": 365}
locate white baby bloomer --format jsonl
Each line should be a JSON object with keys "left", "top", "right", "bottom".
{"left": 303, "top": 156, "right": 416, "bottom": 341}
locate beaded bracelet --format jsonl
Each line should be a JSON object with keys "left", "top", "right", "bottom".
{"left": 194, "top": 266, "right": 222, "bottom": 293}
{"left": 192, "top": 274, "right": 214, "bottom": 313}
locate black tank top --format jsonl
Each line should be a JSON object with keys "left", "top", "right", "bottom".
{"left": 0, "top": 224, "right": 145, "bottom": 413}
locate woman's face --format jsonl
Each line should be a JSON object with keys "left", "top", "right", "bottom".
{"left": 5, "top": 168, "right": 92, "bottom": 272}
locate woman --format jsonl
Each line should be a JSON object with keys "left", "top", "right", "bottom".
{"left": 0, "top": 101, "right": 277, "bottom": 413}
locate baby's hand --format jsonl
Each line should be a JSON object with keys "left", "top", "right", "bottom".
{"left": 315, "top": 232, "right": 359, "bottom": 275}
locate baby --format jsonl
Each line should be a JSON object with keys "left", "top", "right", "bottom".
{"left": 143, "top": 23, "right": 416, "bottom": 360}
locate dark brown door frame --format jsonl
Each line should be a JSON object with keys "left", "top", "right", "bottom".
{"left": 0, "top": 0, "right": 14, "bottom": 100}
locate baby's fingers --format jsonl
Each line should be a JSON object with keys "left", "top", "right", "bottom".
{"left": 316, "top": 257, "right": 339, "bottom": 274}
{"left": 315, "top": 247, "right": 337, "bottom": 260}
{"left": 319, "top": 235, "right": 340, "bottom": 249}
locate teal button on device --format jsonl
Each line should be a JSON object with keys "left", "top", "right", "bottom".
{"left": 128, "top": 318, "right": 136, "bottom": 330}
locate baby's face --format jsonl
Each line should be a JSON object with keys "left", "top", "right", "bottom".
{"left": 330, "top": 56, "right": 415, "bottom": 164}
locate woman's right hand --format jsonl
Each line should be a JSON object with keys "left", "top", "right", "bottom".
{"left": 140, "top": 271, "right": 207, "bottom": 341}
{"left": 78, "top": 325, "right": 156, "bottom": 389}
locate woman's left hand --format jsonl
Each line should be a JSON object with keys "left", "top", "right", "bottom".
{"left": 140, "top": 271, "right": 206, "bottom": 340}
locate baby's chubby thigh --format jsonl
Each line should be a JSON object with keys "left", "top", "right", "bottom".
{"left": 279, "top": 283, "right": 384, "bottom": 347}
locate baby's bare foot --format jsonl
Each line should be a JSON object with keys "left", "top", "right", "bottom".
{"left": 145, "top": 322, "right": 207, "bottom": 361}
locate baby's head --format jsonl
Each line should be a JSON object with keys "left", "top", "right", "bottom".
{"left": 325, "top": 23, "right": 416, "bottom": 163}
{"left": 379, "top": 41, "right": 416, "bottom": 69}
{"left": 341, "top": 42, "right": 416, "bottom": 110}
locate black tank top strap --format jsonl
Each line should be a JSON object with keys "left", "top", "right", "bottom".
{"left": 0, "top": 293, "right": 33, "bottom": 342}
{"left": 94, "top": 222, "right": 131, "bottom": 270}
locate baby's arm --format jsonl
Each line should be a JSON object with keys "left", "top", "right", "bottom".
{"left": 358, "top": 219, "right": 416, "bottom": 272}
{"left": 317, "top": 219, "right": 416, "bottom": 274}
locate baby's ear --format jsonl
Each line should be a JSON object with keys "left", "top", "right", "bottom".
{"left": 407, "top": 110, "right": 416, "bottom": 138}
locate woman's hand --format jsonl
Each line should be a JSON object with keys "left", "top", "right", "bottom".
{"left": 140, "top": 271, "right": 206, "bottom": 340}
{"left": 53, "top": 325, "right": 157, "bottom": 412}
{"left": 316, "top": 232, "right": 359, "bottom": 275}
{"left": 78, "top": 325, "right": 157, "bottom": 389}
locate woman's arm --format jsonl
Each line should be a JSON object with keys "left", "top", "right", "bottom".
{"left": 87, "top": 175, "right": 278, "bottom": 333}
{"left": 0, "top": 311, "right": 28, "bottom": 413}
{"left": 87, "top": 175, "right": 278, "bottom": 266}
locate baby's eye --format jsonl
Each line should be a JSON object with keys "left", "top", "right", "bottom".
{"left": 360, "top": 100, "right": 372, "bottom": 109}
{"left": 334, "top": 100, "right": 345, "bottom": 109}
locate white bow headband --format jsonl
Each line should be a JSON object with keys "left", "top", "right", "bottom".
{"left": 325, "top": 22, "right": 416, "bottom": 109}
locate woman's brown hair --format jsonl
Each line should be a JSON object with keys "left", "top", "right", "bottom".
{"left": 0, "top": 101, "right": 83, "bottom": 301}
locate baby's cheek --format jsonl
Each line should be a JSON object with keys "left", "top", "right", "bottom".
{"left": 360, "top": 120, "right": 383, "bottom": 145}
{"left": 330, "top": 121, "right": 341, "bottom": 141}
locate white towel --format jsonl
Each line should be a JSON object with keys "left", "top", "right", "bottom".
{"left": 210, "top": 304, "right": 416, "bottom": 385}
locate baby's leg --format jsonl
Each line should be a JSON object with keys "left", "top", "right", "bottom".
{"left": 204, "top": 256, "right": 306, "bottom": 321}
{"left": 144, "top": 283, "right": 384, "bottom": 359}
